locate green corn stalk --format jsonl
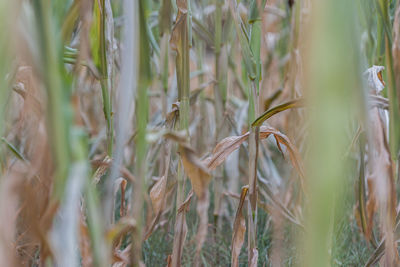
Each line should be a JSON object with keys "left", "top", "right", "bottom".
{"left": 158, "top": 0, "right": 171, "bottom": 200}
{"left": 170, "top": 0, "right": 190, "bottom": 264}
{"left": 61, "top": 0, "right": 79, "bottom": 42}
{"left": 173, "top": 3, "right": 190, "bottom": 208}
{"left": 0, "top": 1, "right": 17, "bottom": 167}
{"left": 91, "top": 0, "right": 113, "bottom": 155}
{"left": 86, "top": 179, "right": 109, "bottom": 267}
{"left": 212, "top": 0, "right": 228, "bottom": 262}
{"left": 159, "top": 0, "right": 172, "bottom": 96}
{"left": 229, "top": 0, "right": 265, "bottom": 262}
{"left": 131, "top": 0, "right": 151, "bottom": 265}
{"left": 376, "top": 0, "right": 400, "bottom": 160}
{"left": 302, "top": 0, "right": 362, "bottom": 266}
{"left": 32, "top": 0, "right": 72, "bottom": 201}
{"left": 247, "top": 0, "right": 266, "bottom": 263}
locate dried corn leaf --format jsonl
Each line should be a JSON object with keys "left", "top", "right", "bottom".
{"left": 180, "top": 145, "right": 211, "bottom": 198}
{"left": 149, "top": 175, "right": 167, "bottom": 216}
{"left": 249, "top": 248, "right": 258, "bottom": 267}
{"left": 231, "top": 186, "right": 248, "bottom": 267}
{"left": 193, "top": 190, "right": 209, "bottom": 267}
{"left": 364, "top": 65, "right": 385, "bottom": 93}
{"left": 112, "top": 244, "right": 131, "bottom": 267}
{"left": 79, "top": 215, "right": 93, "bottom": 267}
{"left": 106, "top": 218, "right": 136, "bottom": 245}
{"left": 112, "top": 178, "right": 127, "bottom": 223}
{"left": 179, "top": 146, "right": 211, "bottom": 265}
{"left": 206, "top": 126, "right": 305, "bottom": 180}
{"left": 171, "top": 191, "right": 193, "bottom": 266}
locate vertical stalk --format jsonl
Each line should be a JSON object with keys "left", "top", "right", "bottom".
{"left": 99, "top": 0, "right": 113, "bottom": 155}
{"left": 170, "top": 0, "right": 190, "bottom": 265}
{"left": 0, "top": 1, "right": 17, "bottom": 167}
{"left": 247, "top": 0, "right": 265, "bottom": 264}
{"left": 174, "top": 1, "right": 190, "bottom": 209}
{"left": 377, "top": 0, "right": 400, "bottom": 160}
{"left": 159, "top": 0, "right": 171, "bottom": 174}
{"left": 32, "top": 0, "right": 71, "bottom": 200}
{"left": 302, "top": 0, "right": 361, "bottom": 266}
{"left": 86, "top": 180, "right": 109, "bottom": 267}
{"left": 374, "top": 1, "right": 400, "bottom": 264}
{"left": 212, "top": 0, "right": 226, "bottom": 240}
{"left": 106, "top": 0, "right": 138, "bottom": 225}
{"left": 131, "top": 0, "right": 151, "bottom": 265}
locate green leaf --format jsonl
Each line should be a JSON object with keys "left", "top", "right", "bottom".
{"left": 252, "top": 98, "right": 305, "bottom": 127}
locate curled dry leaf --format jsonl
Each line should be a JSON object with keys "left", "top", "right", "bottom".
{"left": 113, "top": 178, "right": 127, "bottom": 223}
{"left": 205, "top": 126, "right": 305, "bottom": 181}
{"left": 106, "top": 218, "right": 136, "bottom": 246}
{"left": 171, "top": 191, "right": 193, "bottom": 267}
{"left": 170, "top": 0, "right": 187, "bottom": 54}
{"left": 92, "top": 156, "right": 112, "bottom": 184}
{"left": 112, "top": 244, "right": 131, "bottom": 267}
{"left": 364, "top": 65, "right": 385, "bottom": 93}
{"left": 146, "top": 129, "right": 187, "bottom": 144}
{"left": 180, "top": 145, "right": 211, "bottom": 198}
{"left": 79, "top": 214, "right": 93, "bottom": 267}
{"left": 149, "top": 175, "right": 167, "bottom": 216}
{"left": 145, "top": 139, "right": 172, "bottom": 240}
{"left": 249, "top": 248, "right": 258, "bottom": 267}
{"left": 365, "top": 178, "right": 377, "bottom": 240}
{"left": 179, "top": 145, "right": 212, "bottom": 265}
{"left": 145, "top": 175, "right": 168, "bottom": 240}
{"left": 231, "top": 186, "right": 248, "bottom": 267}
{"left": 193, "top": 190, "right": 209, "bottom": 267}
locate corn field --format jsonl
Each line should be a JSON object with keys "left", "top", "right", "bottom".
{"left": 2, "top": 0, "right": 400, "bottom": 266}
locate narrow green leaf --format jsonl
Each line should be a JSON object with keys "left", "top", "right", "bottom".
{"left": 252, "top": 98, "right": 305, "bottom": 127}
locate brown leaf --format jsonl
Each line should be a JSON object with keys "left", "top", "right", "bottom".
{"left": 170, "top": 8, "right": 187, "bottom": 53}
{"left": 193, "top": 190, "right": 209, "bottom": 267}
{"left": 179, "top": 145, "right": 212, "bottom": 265}
{"left": 149, "top": 175, "right": 167, "bottom": 216}
{"left": 171, "top": 191, "right": 193, "bottom": 266}
{"left": 120, "top": 179, "right": 127, "bottom": 217}
{"left": 249, "top": 248, "right": 258, "bottom": 267}
{"left": 206, "top": 134, "right": 249, "bottom": 171}
{"left": 92, "top": 156, "right": 112, "bottom": 184}
{"left": 145, "top": 140, "right": 173, "bottom": 240}
{"left": 206, "top": 126, "right": 305, "bottom": 182}
{"left": 113, "top": 178, "right": 127, "bottom": 223}
{"left": 367, "top": 102, "right": 399, "bottom": 263}
{"left": 79, "top": 214, "right": 93, "bottom": 267}
{"left": 231, "top": 186, "right": 248, "bottom": 267}
{"left": 180, "top": 145, "right": 211, "bottom": 198}
{"left": 112, "top": 244, "right": 131, "bottom": 267}
{"left": 366, "top": 177, "right": 376, "bottom": 240}
{"left": 106, "top": 218, "right": 136, "bottom": 247}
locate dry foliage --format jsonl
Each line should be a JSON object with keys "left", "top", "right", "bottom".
{"left": 2, "top": 0, "right": 400, "bottom": 266}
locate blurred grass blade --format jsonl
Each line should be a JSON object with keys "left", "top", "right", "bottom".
{"left": 33, "top": 0, "right": 72, "bottom": 200}
{"left": 1, "top": 138, "right": 26, "bottom": 161}
{"left": 228, "top": 0, "right": 256, "bottom": 80}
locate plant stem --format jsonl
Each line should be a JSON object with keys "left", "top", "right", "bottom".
{"left": 131, "top": 0, "right": 151, "bottom": 265}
